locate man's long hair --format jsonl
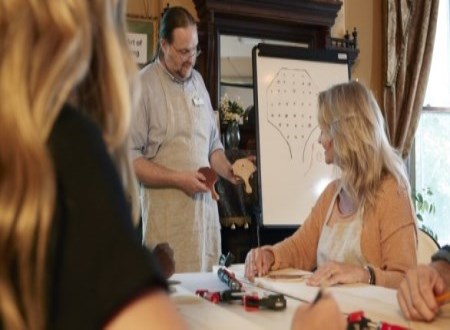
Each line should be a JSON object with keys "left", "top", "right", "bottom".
{"left": 152, "top": 6, "right": 196, "bottom": 62}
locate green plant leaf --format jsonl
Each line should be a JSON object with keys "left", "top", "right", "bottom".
{"left": 417, "top": 193, "right": 423, "bottom": 204}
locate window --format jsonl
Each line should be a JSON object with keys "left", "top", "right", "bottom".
{"left": 413, "top": 0, "right": 450, "bottom": 245}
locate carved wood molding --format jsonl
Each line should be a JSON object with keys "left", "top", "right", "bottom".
{"left": 195, "top": 0, "right": 342, "bottom": 27}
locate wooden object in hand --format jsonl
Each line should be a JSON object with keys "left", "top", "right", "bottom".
{"left": 232, "top": 158, "right": 256, "bottom": 194}
{"left": 199, "top": 167, "right": 220, "bottom": 200}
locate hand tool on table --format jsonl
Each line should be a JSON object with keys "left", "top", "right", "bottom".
{"left": 243, "top": 293, "right": 287, "bottom": 311}
{"left": 346, "top": 310, "right": 409, "bottom": 330}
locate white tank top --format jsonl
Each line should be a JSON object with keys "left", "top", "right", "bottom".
{"left": 316, "top": 186, "right": 367, "bottom": 267}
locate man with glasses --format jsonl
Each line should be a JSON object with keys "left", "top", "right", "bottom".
{"left": 130, "top": 6, "right": 237, "bottom": 273}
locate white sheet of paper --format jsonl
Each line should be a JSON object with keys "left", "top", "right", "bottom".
{"left": 228, "top": 264, "right": 450, "bottom": 329}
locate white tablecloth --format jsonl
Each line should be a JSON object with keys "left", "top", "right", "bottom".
{"left": 171, "top": 265, "right": 450, "bottom": 330}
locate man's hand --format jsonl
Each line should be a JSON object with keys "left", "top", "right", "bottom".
{"left": 210, "top": 150, "right": 255, "bottom": 185}
{"left": 176, "top": 171, "right": 209, "bottom": 196}
{"left": 153, "top": 243, "right": 175, "bottom": 279}
{"left": 397, "top": 263, "right": 447, "bottom": 321}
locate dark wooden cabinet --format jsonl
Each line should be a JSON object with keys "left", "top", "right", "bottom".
{"left": 193, "top": 0, "right": 345, "bottom": 261}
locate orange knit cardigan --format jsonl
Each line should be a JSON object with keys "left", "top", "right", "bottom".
{"left": 267, "top": 176, "right": 418, "bottom": 289}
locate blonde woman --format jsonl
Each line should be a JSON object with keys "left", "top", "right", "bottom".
{"left": 0, "top": 0, "right": 184, "bottom": 329}
{"left": 245, "top": 81, "right": 417, "bottom": 289}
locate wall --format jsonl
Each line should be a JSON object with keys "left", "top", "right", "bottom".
{"left": 345, "top": 0, "right": 383, "bottom": 102}
{"left": 331, "top": 1, "right": 346, "bottom": 37}
{"left": 126, "top": 0, "right": 198, "bottom": 60}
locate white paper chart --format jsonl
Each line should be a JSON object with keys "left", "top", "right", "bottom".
{"left": 254, "top": 45, "right": 349, "bottom": 226}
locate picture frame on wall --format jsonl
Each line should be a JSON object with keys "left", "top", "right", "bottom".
{"left": 126, "top": 17, "right": 154, "bottom": 67}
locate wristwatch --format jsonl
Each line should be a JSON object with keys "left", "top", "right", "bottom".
{"left": 431, "top": 245, "right": 450, "bottom": 264}
{"left": 364, "top": 265, "right": 376, "bottom": 285}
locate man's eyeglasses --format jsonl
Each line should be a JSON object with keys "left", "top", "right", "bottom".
{"left": 170, "top": 45, "right": 202, "bottom": 60}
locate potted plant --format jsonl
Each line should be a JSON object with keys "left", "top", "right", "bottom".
{"left": 219, "top": 94, "right": 247, "bottom": 149}
{"left": 412, "top": 187, "right": 438, "bottom": 241}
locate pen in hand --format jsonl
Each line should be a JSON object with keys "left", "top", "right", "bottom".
{"left": 312, "top": 282, "right": 326, "bottom": 305}
{"left": 312, "top": 289, "right": 323, "bottom": 304}
{"left": 436, "top": 291, "right": 450, "bottom": 305}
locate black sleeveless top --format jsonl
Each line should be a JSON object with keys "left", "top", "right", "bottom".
{"left": 43, "top": 105, "right": 166, "bottom": 329}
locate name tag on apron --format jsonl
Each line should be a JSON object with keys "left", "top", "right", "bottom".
{"left": 192, "top": 95, "right": 205, "bottom": 107}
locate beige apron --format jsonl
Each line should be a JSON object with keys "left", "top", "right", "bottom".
{"left": 141, "top": 66, "right": 221, "bottom": 272}
{"left": 317, "top": 186, "right": 367, "bottom": 267}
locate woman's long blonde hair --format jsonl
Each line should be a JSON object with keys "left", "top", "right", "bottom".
{"left": 0, "top": 0, "right": 139, "bottom": 328}
{"left": 318, "top": 81, "right": 409, "bottom": 211}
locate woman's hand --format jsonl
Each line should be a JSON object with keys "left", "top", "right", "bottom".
{"left": 307, "top": 261, "right": 369, "bottom": 286}
{"left": 244, "top": 247, "right": 275, "bottom": 281}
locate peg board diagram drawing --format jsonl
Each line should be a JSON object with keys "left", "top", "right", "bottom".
{"left": 267, "top": 69, "right": 319, "bottom": 163}
{"left": 253, "top": 44, "right": 349, "bottom": 226}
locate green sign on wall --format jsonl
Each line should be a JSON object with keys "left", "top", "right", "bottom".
{"left": 126, "top": 18, "right": 154, "bottom": 66}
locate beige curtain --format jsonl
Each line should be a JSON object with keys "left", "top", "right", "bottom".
{"left": 383, "top": 0, "right": 439, "bottom": 158}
